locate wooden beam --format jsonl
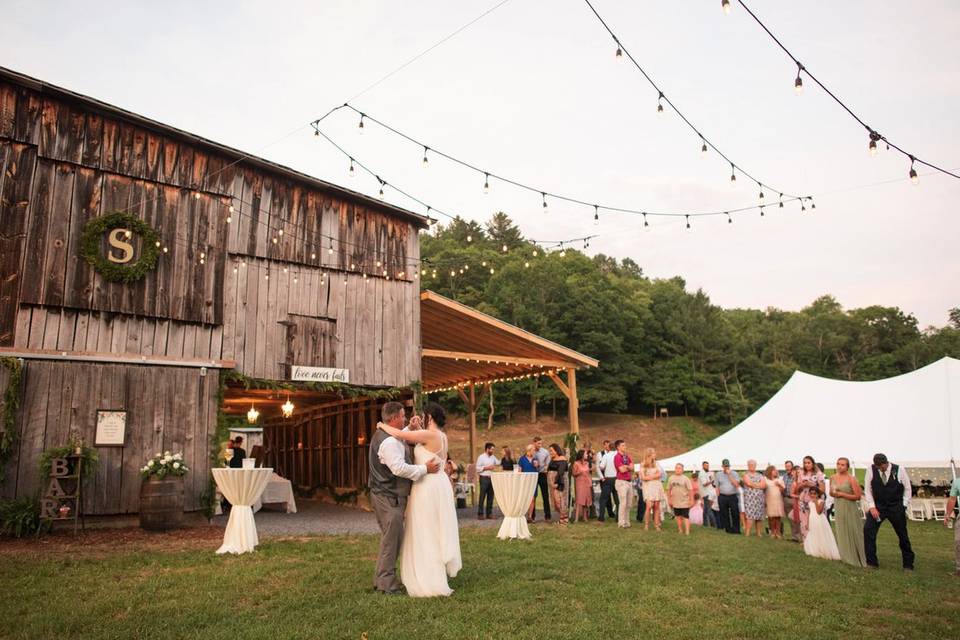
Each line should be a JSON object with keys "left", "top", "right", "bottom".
{"left": 0, "top": 347, "right": 236, "bottom": 369}
{"left": 546, "top": 370, "right": 571, "bottom": 399}
{"left": 566, "top": 367, "right": 579, "bottom": 435}
{"left": 422, "top": 348, "right": 572, "bottom": 369}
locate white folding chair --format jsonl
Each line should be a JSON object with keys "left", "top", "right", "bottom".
{"left": 907, "top": 499, "right": 926, "bottom": 521}
{"left": 931, "top": 499, "right": 948, "bottom": 521}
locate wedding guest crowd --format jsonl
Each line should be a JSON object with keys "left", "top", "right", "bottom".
{"left": 461, "top": 434, "right": 932, "bottom": 573}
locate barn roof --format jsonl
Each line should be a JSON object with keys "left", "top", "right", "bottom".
{"left": 0, "top": 65, "right": 432, "bottom": 229}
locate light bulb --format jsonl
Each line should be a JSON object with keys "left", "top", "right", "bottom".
{"left": 502, "top": 244, "right": 508, "bottom": 253}
{"left": 483, "top": 173, "right": 490, "bottom": 194}
{"left": 657, "top": 98, "right": 664, "bottom": 115}
{"left": 348, "top": 159, "right": 355, "bottom": 178}
{"left": 594, "top": 206, "right": 599, "bottom": 225}
{"left": 378, "top": 186, "right": 385, "bottom": 200}
{"left": 794, "top": 72, "right": 803, "bottom": 95}
{"left": 559, "top": 249, "right": 566, "bottom": 258}
{"left": 685, "top": 215, "right": 691, "bottom": 231}
{"left": 615, "top": 45, "right": 622, "bottom": 59}
{"left": 779, "top": 194, "right": 784, "bottom": 208}
{"left": 758, "top": 189, "right": 765, "bottom": 202}
{"left": 701, "top": 141, "right": 708, "bottom": 155}
{"left": 422, "top": 146, "right": 429, "bottom": 168}
{"left": 524, "top": 261, "right": 530, "bottom": 268}
{"left": 730, "top": 165, "right": 737, "bottom": 186}
{"left": 722, "top": 0, "right": 731, "bottom": 15}
{"left": 489, "top": 267, "right": 495, "bottom": 274}
{"left": 541, "top": 193, "right": 548, "bottom": 214}
{"left": 869, "top": 139, "right": 877, "bottom": 156}
{"left": 466, "top": 234, "right": 472, "bottom": 243}
{"left": 358, "top": 115, "right": 365, "bottom": 134}
{"left": 727, "top": 213, "right": 733, "bottom": 224}
{"left": 910, "top": 167, "right": 919, "bottom": 185}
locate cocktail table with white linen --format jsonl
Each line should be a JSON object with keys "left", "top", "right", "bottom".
{"left": 490, "top": 471, "right": 539, "bottom": 540}
{"left": 211, "top": 467, "right": 273, "bottom": 554}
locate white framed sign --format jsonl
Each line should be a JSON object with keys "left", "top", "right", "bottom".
{"left": 95, "top": 409, "right": 127, "bottom": 447}
{"left": 290, "top": 365, "right": 350, "bottom": 383}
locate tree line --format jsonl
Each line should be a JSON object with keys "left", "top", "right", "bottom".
{"left": 421, "top": 212, "right": 960, "bottom": 426}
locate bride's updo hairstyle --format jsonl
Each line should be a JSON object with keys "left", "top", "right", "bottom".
{"left": 423, "top": 402, "right": 446, "bottom": 429}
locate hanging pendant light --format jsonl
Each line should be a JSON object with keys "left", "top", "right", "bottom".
{"left": 281, "top": 396, "right": 295, "bottom": 419}
{"left": 247, "top": 404, "right": 260, "bottom": 424}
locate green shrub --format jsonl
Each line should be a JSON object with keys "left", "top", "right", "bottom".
{"left": 0, "top": 497, "right": 49, "bottom": 538}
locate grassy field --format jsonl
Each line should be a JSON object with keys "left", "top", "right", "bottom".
{"left": 2, "top": 520, "right": 958, "bottom": 639}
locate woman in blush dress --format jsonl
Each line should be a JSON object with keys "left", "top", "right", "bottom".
{"left": 763, "top": 465, "right": 786, "bottom": 539}
{"left": 641, "top": 448, "right": 665, "bottom": 532}
{"left": 572, "top": 449, "right": 593, "bottom": 522}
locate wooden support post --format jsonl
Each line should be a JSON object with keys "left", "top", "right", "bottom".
{"left": 468, "top": 383, "right": 477, "bottom": 461}
{"left": 566, "top": 367, "right": 579, "bottom": 435}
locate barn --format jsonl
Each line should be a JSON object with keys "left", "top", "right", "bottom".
{"left": 0, "top": 66, "right": 427, "bottom": 515}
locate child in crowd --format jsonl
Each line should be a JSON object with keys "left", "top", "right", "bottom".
{"left": 802, "top": 486, "right": 841, "bottom": 561}
{"left": 667, "top": 464, "right": 694, "bottom": 536}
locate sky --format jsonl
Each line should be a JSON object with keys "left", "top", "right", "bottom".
{"left": 2, "top": 0, "right": 957, "bottom": 327}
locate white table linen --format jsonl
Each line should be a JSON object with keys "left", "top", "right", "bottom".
{"left": 490, "top": 472, "right": 538, "bottom": 540}
{"left": 212, "top": 468, "right": 273, "bottom": 554}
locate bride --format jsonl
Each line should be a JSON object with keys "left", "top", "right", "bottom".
{"left": 380, "top": 402, "right": 462, "bottom": 597}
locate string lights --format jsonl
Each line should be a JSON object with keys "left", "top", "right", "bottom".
{"left": 312, "top": 108, "right": 812, "bottom": 227}
{"left": 731, "top": 0, "right": 960, "bottom": 182}
{"left": 581, "top": 0, "right": 801, "bottom": 206}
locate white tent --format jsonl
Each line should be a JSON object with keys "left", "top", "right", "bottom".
{"left": 661, "top": 357, "right": 960, "bottom": 471}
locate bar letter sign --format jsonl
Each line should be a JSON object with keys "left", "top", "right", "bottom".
{"left": 291, "top": 366, "right": 350, "bottom": 383}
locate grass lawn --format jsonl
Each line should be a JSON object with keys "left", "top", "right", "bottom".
{"left": 3, "top": 521, "right": 958, "bottom": 639}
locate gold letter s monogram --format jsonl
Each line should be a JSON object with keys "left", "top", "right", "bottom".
{"left": 107, "top": 228, "right": 134, "bottom": 264}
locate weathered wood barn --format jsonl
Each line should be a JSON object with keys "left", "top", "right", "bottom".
{"left": 0, "top": 67, "right": 427, "bottom": 514}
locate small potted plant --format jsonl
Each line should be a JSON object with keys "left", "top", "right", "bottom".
{"left": 139, "top": 451, "right": 189, "bottom": 531}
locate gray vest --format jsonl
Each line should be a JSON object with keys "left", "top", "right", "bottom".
{"left": 368, "top": 427, "right": 413, "bottom": 498}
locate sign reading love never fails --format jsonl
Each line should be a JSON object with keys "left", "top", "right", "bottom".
{"left": 290, "top": 366, "right": 350, "bottom": 383}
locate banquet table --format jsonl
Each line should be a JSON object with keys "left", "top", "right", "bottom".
{"left": 490, "top": 471, "right": 539, "bottom": 540}
{"left": 211, "top": 467, "right": 273, "bottom": 554}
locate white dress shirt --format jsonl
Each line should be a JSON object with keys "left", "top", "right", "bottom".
{"left": 376, "top": 424, "right": 427, "bottom": 482}
{"left": 476, "top": 453, "right": 499, "bottom": 477}
{"left": 598, "top": 451, "right": 618, "bottom": 479}
{"left": 697, "top": 470, "right": 717, "bottom": 500}
{"left": 863, "top": 464, "right": 912, "bottom": 510}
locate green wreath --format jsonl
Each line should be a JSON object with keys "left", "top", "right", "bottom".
{"left": 80, "top": 212, "right": 161, "bottom": 283}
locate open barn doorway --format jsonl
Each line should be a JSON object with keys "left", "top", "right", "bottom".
{"left": 221, "top": 383, "right": 412, "bottom": 492}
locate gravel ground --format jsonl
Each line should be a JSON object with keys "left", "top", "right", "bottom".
{"left": 211, "top": 500, "right": 514, "bottom": 537}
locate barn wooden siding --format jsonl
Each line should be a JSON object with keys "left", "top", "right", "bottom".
{"left": 0, "top": 79, "right": 422, "bottom": 387}
{"left": 0, "top": 72, "right": 425, "bottom": 513}
{"left": 261, "top": 396, "right": 384, "bottom": 491}
{"left": 0, "top": 360, "right": 218, "bottom": 514}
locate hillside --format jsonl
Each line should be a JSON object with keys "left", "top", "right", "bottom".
{"left": 444, "top": 412, "right": 725, "bottom": 464}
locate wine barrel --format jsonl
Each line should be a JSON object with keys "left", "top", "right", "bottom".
{"left": 139, "top": 476, "right": 184, "bottom": 531}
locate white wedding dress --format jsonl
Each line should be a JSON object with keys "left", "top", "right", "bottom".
{"left": 401, "top": 431, "right": 462, "bottom": 597}
{"left": 803, "top": 502, "right": 841, "bottom": 561}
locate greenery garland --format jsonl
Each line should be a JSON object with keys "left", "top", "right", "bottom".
{"left": 223, "top": 371, "right": 410, "bottom": 401}
{"left": 79, "top": 211, "right": 160, "bottom": 283}
{"left": 38, "top": 442, "right": 99, "bottom": 481}
{"left": 0, "top": 357, "right": 23, "bottom": 485}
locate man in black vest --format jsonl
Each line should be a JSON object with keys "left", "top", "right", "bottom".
{"left": 368, "top": 401, "right": 441, "bottom": 594}
{"left": 863, "top": 452, "right": 915, "bottom": 570}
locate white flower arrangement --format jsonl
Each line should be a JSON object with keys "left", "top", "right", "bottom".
{"left": 141, "top": 451, "right": 189, "bottom": 479}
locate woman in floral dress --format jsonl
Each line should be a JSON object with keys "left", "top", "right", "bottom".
{"left": 792, "top": 455, "right": 825, "bottom": 540}
{"left": 741, "top": 459, "right": 767, "bottom": 537}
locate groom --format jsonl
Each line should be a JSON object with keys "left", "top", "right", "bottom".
{"left": 368, "top": 401, "right": 440, "bottom": 594}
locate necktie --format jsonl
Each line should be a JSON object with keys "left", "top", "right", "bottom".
{"left": 882, "top": 470, "right": 889, "bottom": 484}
